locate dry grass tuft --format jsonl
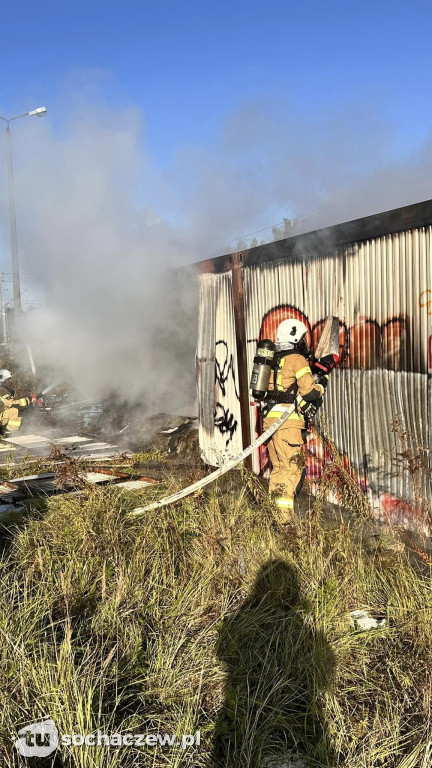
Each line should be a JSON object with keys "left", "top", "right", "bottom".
{"left": 0, "top": 463, "right": 429, "bottom": 767}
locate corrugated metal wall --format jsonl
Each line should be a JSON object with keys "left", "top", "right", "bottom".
{"left": 197, "top": 226, "right": 432, "bottom": 527}
{"left": 196, "top": 272, "right": 243, "bottom": 465}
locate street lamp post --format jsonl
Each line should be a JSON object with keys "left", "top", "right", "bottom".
{"left": 0, "top": 107, "right": 47, "bottom": 315}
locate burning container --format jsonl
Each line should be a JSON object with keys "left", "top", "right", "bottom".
{"left": 185, "top": 200, "right": 432, "bottom": 530}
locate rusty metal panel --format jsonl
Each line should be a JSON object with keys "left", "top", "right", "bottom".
{"left": 181, "top": 199, "right": 432, "bottom": 274}
{"left": 232, "top": 254, "right": 252, "bottom": 456}
{"left": 195, "top": 222, "right": 431, "bottom": 528}
{"left": 241, "top": 226, "right": 431, "bottom": 526}
{"left": 196, "top": 272, "right": 242, "bottom": 466}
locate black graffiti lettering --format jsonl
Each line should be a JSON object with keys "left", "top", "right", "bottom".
{"left": 215, "top": 340, "right": 240, "bottom": 400}
{"left": 214, "top": 402, "right": 238, "bottom": 446}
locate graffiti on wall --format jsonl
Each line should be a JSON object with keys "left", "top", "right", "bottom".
{"left": 255, "top": 304, "right": 430, "bottom": 527}
{"left": 214, "top": 340, "right": 239, "bottom": 445}
{"left": 419, "top": 290, "right": 432, "bottom": 373}
{"left": 258, "top": 304, "right": 415, "bottom": 372}
{"left": 419, "top": 289, "right": 432, "bottom": 315}
{"left": 214, "top": 403, "right": 238, "bottom": 446}
{"left": 215, "top": 340, "right": 240, "bottom": 398}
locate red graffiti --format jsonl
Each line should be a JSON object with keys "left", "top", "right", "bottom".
{"left": 348, "top": 316, "right": 410, "bottom": 371}
{"left": 258, "top": 305, "right": 414, "bottom": 371}
{"left": 419, "top": 289, "right": 432, "bottom": 315}
{"left": 259, "top": 306, "right": 312, "bottom": 349}
{"left": 348, "top": 317, "right": 381, "bottom": 369}
{"left": 253, "top": 305, "right": 427, "bottom": 525}
{"left": 381, "top": 493, "right": 424, "bottom": 527}
{"left": 304, "top": 431, "right": 366, "bottom": 491}
{"left": 382, "top": 318, "right": 409, "bottom": 371}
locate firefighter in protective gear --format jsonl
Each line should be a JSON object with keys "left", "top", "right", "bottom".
{"left": 263, "top": 320, "right": 333, "bottom": 523}
{"left": 0, "top": 370, "right": 34, "bottom": 435}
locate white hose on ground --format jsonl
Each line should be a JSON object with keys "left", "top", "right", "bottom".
{"left": 131, "top": 402, "right": 296, "bottom": 516}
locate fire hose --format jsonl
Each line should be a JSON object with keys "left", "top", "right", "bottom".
{"left": 131, "top": 316, "right": 339, "bottom": 518}
{"left": 131, "top": 401, "right": 296, "bottom": 517}
{"left": 31, "top": 378, "right": 63, "bottom": 407}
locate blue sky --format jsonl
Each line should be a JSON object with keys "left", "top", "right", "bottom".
{"left": 0, "top": 0, "right": 431, "bottom": 283}
{"left": 0, "top": 0, "right": 431, "bottom": 362}
{"left": 2, "top": 0, "right": 432, "bottom": 164}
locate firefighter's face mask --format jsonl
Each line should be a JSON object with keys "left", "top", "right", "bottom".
{"left": 275, "top": 334, "right": 311, "bottom": 356}
{"left": 297, "top": 336, "right": 311, "bottom": 357}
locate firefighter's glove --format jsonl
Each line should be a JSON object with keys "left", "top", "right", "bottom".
{"left": 300, "top": 397, "right": 322, "bottom": 419}
{"left": 318, "top": 374, "right": 330, "bottom": 390}
{"left": 17, "top": 396, "right": 32, "bottom": 409}
{"left": 312, "top": 354, "right": 338, "bottom": 376}
{"left": 262, "top": 394, "right": 277, "bottom": 415}
{"left": 262, "top": 391, "right": 276, "bottom": 407}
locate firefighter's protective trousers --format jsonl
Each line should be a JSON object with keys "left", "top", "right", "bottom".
{"left": 264, "top": 352, "right": 324, "bottom": 521}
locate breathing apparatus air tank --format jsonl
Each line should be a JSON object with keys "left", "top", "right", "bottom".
{"left": 249, "top": 339, "right": 276, "bottom": 400}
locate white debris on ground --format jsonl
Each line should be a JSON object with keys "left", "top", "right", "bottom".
{"left": 262, "top": 754, "right": 311, "bottom": 768}
{"left": 0, "top": 433, "right": 122, "bottom": 462}
{"left": 349, "top": 610, "right": 386, "bottom": 630}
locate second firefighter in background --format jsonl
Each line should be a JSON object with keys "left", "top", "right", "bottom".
{"left": 0, "top": 369, "right": 35, "bottom": 435}
{"left": 263, "top": 319, "right": 336, "bottom": 520}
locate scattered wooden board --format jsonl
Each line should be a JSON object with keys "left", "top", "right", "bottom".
{"left": 3, "top": 435, "right": 50, "bottom": 447}
{"left": 4, "top": 472, "right": 56, "bottom": 485}
{"left": 0, "top": 434, "right": 121, "bottom": 463}
{"left": 83, "top": 472, "right": 118, "bottom": 485}
{"left": 75, "top": 442, "right": 118, "bottom": 451}
{"left": 50, "top": 436, "right": 90, "bottom": 445}
{"left": 116, "top": 480, "right": 154, "bottom": 490}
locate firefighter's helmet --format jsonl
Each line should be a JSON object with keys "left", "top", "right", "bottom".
{"left": 0, "top": 369, "right": 12, "bottom": 384}
{"left": 276, "top": 319, "right": 308, "bottom": 349}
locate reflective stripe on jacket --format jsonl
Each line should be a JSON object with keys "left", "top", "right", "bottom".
{"left": 0, "top": 385, "right": 30, "bottom": 433}
{"left": 267, "top": 352, "right": 324, "bottom": 425}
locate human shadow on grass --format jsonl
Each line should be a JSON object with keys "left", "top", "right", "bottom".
{"left": 212, "top": 559, "right": 336, "bottom": 768}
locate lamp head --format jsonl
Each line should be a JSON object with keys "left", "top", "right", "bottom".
{"left": 28, "top": 107, "right": 47, "bottom": 117}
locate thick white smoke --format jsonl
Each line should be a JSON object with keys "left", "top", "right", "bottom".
{"left": 0, "top": 95, "right": 199, "bottom": 411}
{"left": 0, "top": 83, "right": 431, "bottom": 412}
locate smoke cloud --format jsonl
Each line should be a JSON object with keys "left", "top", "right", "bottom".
{"left": 0, "top": 82, "right": 431, "bottom": 413}
{"left": 0, "top": 95, "right": 199, "bottom": 412}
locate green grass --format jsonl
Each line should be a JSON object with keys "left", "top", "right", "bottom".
{"left": 0, "top": 470, "right": 430, "bottom": 767}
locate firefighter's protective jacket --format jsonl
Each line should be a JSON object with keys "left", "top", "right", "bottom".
{"left": 0, "top": 385, "right": 31, "bottom": 433}
{"left": 266, "top": 352, "right": 324, "bottom": 427}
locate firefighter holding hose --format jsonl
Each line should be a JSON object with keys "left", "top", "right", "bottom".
{"left": 131, "top": 316, "right": 340, "bottom": 521}
{"left": 0, "top": 369, "right": 36, "bottom": 435}
{"left": 251, "top": 320, "right": 337, "bottom": 525}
